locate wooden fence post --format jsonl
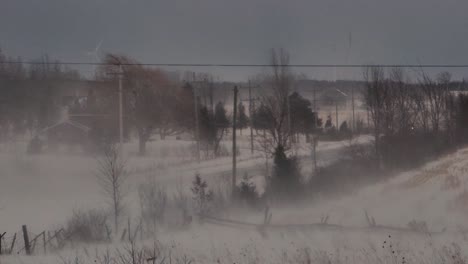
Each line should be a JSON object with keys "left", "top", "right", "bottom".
{"left": 0, "top": 232, "right": 6, "bottom": 255}
{"left": 9, "top": 233, "right": 16, "bottom": 254}
{"left": 54, "top": 230, "right": 61, "bottom": 248}
{"left": 47, "top": 231, "right": 51, "bottom": 247}
{"left": 22, "top": 225, "right": 31, "bottom": 255}
{"left": 42, "top": 231, "right": 46, "bottom": 254}
{"left": 120, "top": 229, "right": 127, "bottom": 242}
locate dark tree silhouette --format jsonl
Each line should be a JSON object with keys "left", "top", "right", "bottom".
{"left": 236, "top": 102, "right": 249, "bottom": 135}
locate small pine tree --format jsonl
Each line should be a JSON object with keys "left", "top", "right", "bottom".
{"left": 237, "top": 102, "right": 249, "bottom": 134}
{"left": 339, "top": 121, "right": 351, "bottom": 136}
{"left": 325, "top": 115, "right": 333, "bottom": 129}
{"left": 191, "top": 174, "right": 213, "bottom": 216}
{"left": 214, "top": 102, "right": 230, "bottom": 128}
{"left": 236, "top": 173, "right": 258, "bottom": 207}
{"left": 270, "top": 145, "right": 302, "bottom": 198}
{"left": 251, "top": 103, "right": 272, "bottom": 131}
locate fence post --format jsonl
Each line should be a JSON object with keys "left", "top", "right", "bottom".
{"left": 120, "top": 229, "right": 127, "bottom": 242}
{"left": 9, "top": 233, "right": 16, "bottom": 254}
{"left": 0, "top": 232, "right": 6, "bottom": 255}
{"left": 42, "top": 231, "right": 46, "bottom": 254}
{"left": 54, "top": 229, "right": 63, "bottom": 249}
{"left": 22, "top": 225, "right": 31, "bottom": 255}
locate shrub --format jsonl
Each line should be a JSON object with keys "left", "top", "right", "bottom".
{"left": 65, "top": 208, "right": 110, "bottom": 243}
{"left": 235, "top": 173, "right": 261, "bottom": 208}
{"left": 268, "top": 145, "right": 303, "bottom": 199}
{"left": 191, "top": 174, "right": 213, "bottom": 216}
{"left": 138, "top": 178, "right": 167, "bottom": 233}
{"left": 339, "top": 121, "right": 352, "bottom": 138}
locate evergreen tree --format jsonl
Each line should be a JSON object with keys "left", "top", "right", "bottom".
{"left": 269, "top": 145, "right": 302, "bottom": 198}
{"left": 199, "top": 102, "right": 230, "bottom": 157}
{"left": 235, "top": 173, "right": 259, "bottom": 207}
{"left": 251, "top": 103, "right": 272, "bottom": 132}
{"left": 289, "top": 92, "right": 321, "bottom": 135}
{"left": 325, "top": 115, "right": 333, "bottom": 129}
{"left": 339, "top": 121, "right": 350, "bottom": 134}
{"left": 191, "top": 174, "right": 213, "bottom": 216}
{"left": 214, "top": 102, "right": 230, "bottom": 129}
{"left": 237, "top": 102, "right": 249, "bottom": 135}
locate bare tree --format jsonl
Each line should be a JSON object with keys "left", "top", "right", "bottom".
{"left": 418, "top": 71, "right": 451, "bottom": 133}
{"left": 96, "top": 144, "right": 128, "bottom": 234}
{"left": 363, "top": 66, "right": 389, "bottom": 162}
{"left": 98, "top": 54, "right": 184, "bottom": 155}
{"left": 257, "top": 48, "right": 295, "bottom": 153}
{"left": 389, "top": 67, "right": 414, "bottom": 136}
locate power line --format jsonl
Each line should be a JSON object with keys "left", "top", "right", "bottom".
{"left": 2, "top": 60, "right": 468, "bottom": 68}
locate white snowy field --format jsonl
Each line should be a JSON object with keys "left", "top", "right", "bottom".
{"left": 2, "top": 136, "right": 468, "bottom": 263}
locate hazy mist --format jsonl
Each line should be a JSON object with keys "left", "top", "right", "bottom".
{"left": 2, "top": 0, "right": 468, "bottom": 80}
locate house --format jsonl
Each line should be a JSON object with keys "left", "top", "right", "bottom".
{"left": 40, "top": 119, "right": 91, "bottom": 146}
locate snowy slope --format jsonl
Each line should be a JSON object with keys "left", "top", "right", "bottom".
{"left": 2, "top": 143, "right": 468, "bottom": 263}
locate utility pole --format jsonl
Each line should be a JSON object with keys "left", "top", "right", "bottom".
{"left": 193, "top": 80, "right": 201, "bottom": 163}
{"left": 335, "top": 100, "right": 339, "bottom": 129}
{"left": 312, "top": 136, "right": 318, "bottom": 174}
{"left": 209, "top": 80, "right": 214, "bottom": 114}
{"left": 232, "top": 86, "right": 238, "bottom": 195}
{"left": 118, "top": 64, "right": 124, "bottom": 155}
{"left": 313, "top": 85, "right": 318, "bottom": 128}
{"left": 287, "top": 91, "right": 292, "bottom": 144}
{"left": 351, "top": 86, "right": 355, "bottom": 132}
{"left": 248, "top": 81, "right": 254, "bottom": 155}
{"left": 312, "top": 85, "right": 318, "bottom": 175}
{"left": 287, "top": 93, "right": 292, "bottom": 134}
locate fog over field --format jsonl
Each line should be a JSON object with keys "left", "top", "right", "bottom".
{"left": 2, "top": 1, "right": 468, "bottom": 263}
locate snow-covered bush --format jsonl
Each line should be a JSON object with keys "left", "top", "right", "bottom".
{"left": 138, "top": 177, "right": 167, "bottom": 234}
{"left": 65, "top": 208, "right": 110, "bottom": 243}
{"left": 191, "top": 173, "right": 213, "bottom": 217}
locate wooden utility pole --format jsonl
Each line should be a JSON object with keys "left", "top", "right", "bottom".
{"left": 248, "top": 82, "right": 254, "bottom": 155}
{"left": 193, "top": 81, "right": 201, "bottom": 163}
{"left": 335, "top": 100, "right": 339, "bottom": 129}
{"left": 22, "top": 225, "right": 31, "bottom": 255}
{"left": 313, "top": 136, "right": 318, "bottom": 174}
{"left": 351, "top": 86, "right": 355, "bottom": 132}
{"left": 287, "top": 92, "right": 292, "bottom": 143}
{"left": 209, "top": 80, "right": 214, "bottom": 114}
{"left": 42, "top": 231, "right": 46, "bottom": 254}
{"left": 232, "top": 86, "right": 238, "bottom": 195}
{"left": 118, "top": 64, "right": 124, "bottom": 155}
{"left": 313, "top": 85, "right": 317, "bottom": 127}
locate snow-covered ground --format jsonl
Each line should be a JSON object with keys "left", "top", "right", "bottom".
{"left": 0, "top": 135, "right": 364, "bottom": 234}
{"left": 2, "top": 136, "right": 468, "bottom": 263}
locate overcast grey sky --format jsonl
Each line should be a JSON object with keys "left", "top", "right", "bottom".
{"left": 1, "top": 0, "right": 468, "bottom": 81}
